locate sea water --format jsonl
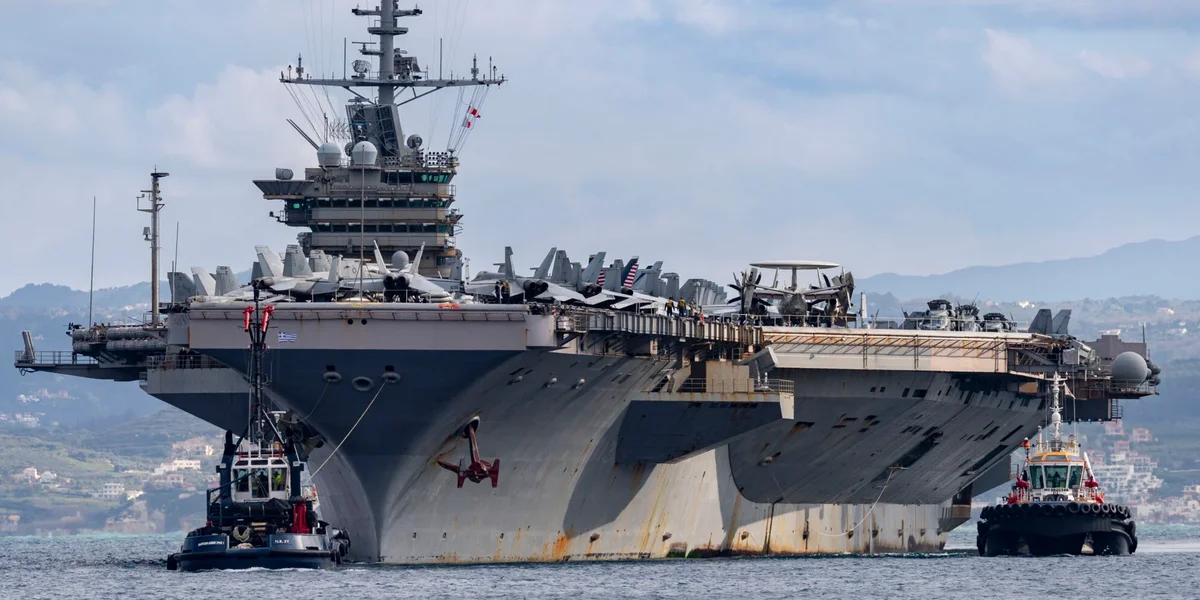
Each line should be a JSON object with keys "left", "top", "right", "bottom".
{"left": 2, "top": 525, "right": 1198, "bottom": 599}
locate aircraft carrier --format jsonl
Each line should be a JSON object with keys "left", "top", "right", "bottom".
{"left": 14, "top": 3, "right": 1160, "bottom": 563}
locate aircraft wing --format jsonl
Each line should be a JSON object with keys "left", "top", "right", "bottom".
{"left": 409, "top": 275, "right": 453, "bottom": 300}
{"left": 263, "top": 278, "right": 300, "bottom": 292}
{"left": 464, "top": 279, "right": 503, "bottom": 297}
{"left": 537, "top": 282, "right": 586, "bottom": 303}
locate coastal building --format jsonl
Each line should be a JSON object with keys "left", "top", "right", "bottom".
{"left": 93, "top": 482, "right": 126, "bottom": 500}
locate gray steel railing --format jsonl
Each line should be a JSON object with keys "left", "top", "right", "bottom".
{"left": 146, "top": 355, "right": 226, "bottom": 370}
{"left": 13, "top": 350, "right": 98, "bottom": 366}
{"left": 663, "top": 378, "right": 795, "bottom": 395}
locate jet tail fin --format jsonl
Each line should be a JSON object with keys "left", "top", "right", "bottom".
{"left": 621, "top": 257, "right": 640, "bottom": 289}
{"left": 372, "top": 241, "right": 388, "bottom": 273}
{"left": 190, "top": 267, "right": 216, "bottom": 296}
{"left": 255, "top": 245, "right": 284, "bottom": 278}
{"left": 581, "top": 252, "right": 606, "bottom": 286}
{"left": 532, "top": 247, "right": 556, "bottom": 279}
{"left": 408, "top": 243, "right": 425, "bottom": 275}
{"left": 168, "top": 272, "right": 198, "bottom": 301}
{"left": 1051, "top": 309, "right": 1072, "bottom": 336}
{"left": 1028, "top": 309, "right": 1053, "bottom": 334}
{"left": 326, "top": 256, "right": 341, "bottom": 282}
{"left": 214, "top": 266, "right": 237, "bottom": 295}
{"left": 283, "top": 245, "right": 313, "bottom": 277}
{"left": 503, "top": 246, "right": 515, "bottom": 280}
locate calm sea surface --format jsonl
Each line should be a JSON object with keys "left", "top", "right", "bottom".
{"left": 3, "top": 525, "right": 1199, "bottom": 599}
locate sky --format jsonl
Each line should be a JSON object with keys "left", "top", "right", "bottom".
{"left": 3, "top": 0, "right": 1200, "bottom": 296}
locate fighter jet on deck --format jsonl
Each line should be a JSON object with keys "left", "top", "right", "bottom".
{"left": 466, "top": 247, "right": 586, "bottom": 303}
{"left": 349, "top": 242, "right": 452, "bottom": 302}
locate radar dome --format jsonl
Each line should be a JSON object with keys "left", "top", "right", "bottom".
{"left": 351, "top": 141, "right": 378, "bottom": 166}
{"left": 1111, "top": 351, "right": 1150, "bottom": 385}
{"left": 390, "top": 250, "right": 410, "bottom": 271}
{"left": 317, "top": 142, "right": 342, "bottom": 167}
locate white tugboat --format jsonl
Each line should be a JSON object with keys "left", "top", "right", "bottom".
{"left": 977, "top": 374, "right": 1137, "bottom": 556}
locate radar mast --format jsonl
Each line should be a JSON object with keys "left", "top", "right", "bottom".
{"left": 259, "top": 2, "right": 506, "bottom": 280}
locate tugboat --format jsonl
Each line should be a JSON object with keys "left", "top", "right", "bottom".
{"left": 167, "top": 287, "right": 351, "bottom": 570}
{"left": 977, "top": 374, "right": 1136, "bottom": 556}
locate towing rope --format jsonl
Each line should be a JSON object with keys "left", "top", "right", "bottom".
{"left": 816, "top": 466, "right": 902, "bottom": 538}
{"left": 304, "top": 384, "right": 385, "bottom": 483}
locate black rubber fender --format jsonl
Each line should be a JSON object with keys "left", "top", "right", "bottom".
{"left": 1053, "top": 504, "right": 1067, "bottom": 517}
{"left": 1066, "top": 502, "right": 1081, "bottom": 515}
{"left": 1040, "top": 503, "right": 1053, "bottom": 516}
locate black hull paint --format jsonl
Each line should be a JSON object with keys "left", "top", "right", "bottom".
{"left": 976, "top": 502, "right": 1137, "bottom": 556}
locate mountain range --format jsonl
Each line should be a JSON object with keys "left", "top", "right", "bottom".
{"left": 858, "top": 235, "right": 1200, "bottom": 302}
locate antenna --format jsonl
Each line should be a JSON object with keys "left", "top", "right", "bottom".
{"left": 88, "top": 196, "right": 96, "bottom": 328}
{"left": 137, "top": 171, "right": 169, "bottom": 326}
{"left": 172, "top": 221, "right": 180, "bottom": 305}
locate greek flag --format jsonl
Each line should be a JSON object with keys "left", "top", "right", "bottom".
{"left": 278, "top": 332, "right": 297, "bottom": 343}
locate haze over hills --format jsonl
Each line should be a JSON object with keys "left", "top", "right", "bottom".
{"left": 858, "top": 235, "right": 1200, "bottom": 303}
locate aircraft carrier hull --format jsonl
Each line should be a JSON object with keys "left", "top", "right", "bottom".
{"left": 181, "top": 343, "right": 1033, "bottom": 563}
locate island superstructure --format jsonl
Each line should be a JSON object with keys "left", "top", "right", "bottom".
{"left": 260, "top": 2, "right": 503, "bottom": 279}
{"left": 14, "top": 3, "right": 1160, "bottom": 563}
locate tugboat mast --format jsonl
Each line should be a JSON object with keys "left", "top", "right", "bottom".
{"left": 244, "top": 286, "right": 275, "bottom": 450}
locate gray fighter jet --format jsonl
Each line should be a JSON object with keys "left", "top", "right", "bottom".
{"left": 467, "top": 247, "right": 586, "bottom": 303}
{"left": 352, "top": 242, "right": 452, "bottom": 302}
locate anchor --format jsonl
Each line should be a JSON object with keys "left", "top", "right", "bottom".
{"left": 436, "top": 418, "right": 499, "bottom": 488}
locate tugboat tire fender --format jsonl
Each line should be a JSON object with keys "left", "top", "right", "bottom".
{"left": 1053, "top": 504, "right": 1067, "bottom": 517}
{"left": 1066, "top": 502, "right": 1081, "bottom": 515}
{"left": 1100, "top": 504, "right": 1113, "bottom": 515}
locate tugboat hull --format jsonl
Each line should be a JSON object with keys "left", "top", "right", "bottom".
{"left": 167, "top": 533, "right": 347, "bottom": 571}
{"left": 976, "top": 502, "right": 1136, "bottom": 556}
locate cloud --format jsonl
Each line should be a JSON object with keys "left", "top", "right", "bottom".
{"left": 3, "top": 0, "right": 1200, "bottom": 297}
{"left": 981, "top": 29, "right": 1082, "bottom": 100}
{"left": 1076, "top": 49, "right": 1152, "bottom": 80}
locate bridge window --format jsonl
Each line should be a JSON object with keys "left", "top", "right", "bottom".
{"left": 348, "top": 224, "right": 362, "bottom": 233}
{"left": 1044, "top": 465, "right": 1068, "bottom": 488}
{"left": 1069, "top": 466, "right": 1083, "bottom": 488}
{"left": 363, "top": 224, "right": 378, "bottom": 233}
{"left": 271, "top": 468, "right": 287, "bottom": 492}
{"left": 423, "top": 223, "right": 436, "bottom": 233}
{"left": 233, "top": 469, "right": 249, "bottom": 493}
{"left": 1028, "top": 466, "right": 1044, "bottom": 489}
{"left": 332, "top": 224, "right": 347, "bottom": 233}
{"left": 332, "top": 198, "right": 347, "bottom": 208}
{"left": 250, "top": 468, "right": 270, "bottom": 499}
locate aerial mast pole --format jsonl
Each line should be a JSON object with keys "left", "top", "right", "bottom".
{"left": 138, "top": 171, "right": 169, "bottom": 326}
{"left": 377, "top": 0, "right": 396, "bottom": 107}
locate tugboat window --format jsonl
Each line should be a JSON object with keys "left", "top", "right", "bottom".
{"left": 271, "top": 468, "right": 287, "bottom": 492}
{"left": 234, "top": 468, "right": 249, "bottom": 493}
{"left": 1028, "top": 466, "right": 1044, "bottom": 489}
{"left": 1044, "top": 465, "right": 1068, "bottom": 488}
{"left": 1068, "top": 466, "right": 1083, "bottom": 488}
{"left": 251, "top": 468, "right": 270, "bottom": 498}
